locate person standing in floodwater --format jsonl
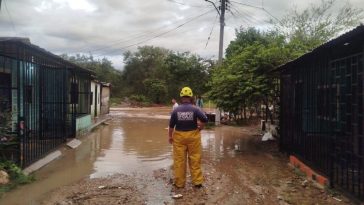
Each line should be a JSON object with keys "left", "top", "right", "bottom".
{"left": 168, "top": 87, "right": 208, "bottom": 188}
{"left": 171, "top": 98, "right": 178, "bottom": 111}
{"left": 196, "top": 96, "right": 203, "bottom": 109}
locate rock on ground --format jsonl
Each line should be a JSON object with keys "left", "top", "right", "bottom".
{"left": 40, "top": 174, "right": 145, "bottom": 205}
{"left": 0, "top": 170, "right": 9, "bottom": 185}
{"left": 40, "top": 125, "right": 354, "bottom": 205}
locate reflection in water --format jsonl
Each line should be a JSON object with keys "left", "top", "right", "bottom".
{"left": 91, "top": 117, "right": 173, "bottom": 178}
{"left": 0, "top": 129, "right": 105, "bottom": 205}
{"left": 0, "top": 108, "right": 257, "bottom": 205}
{"left": 201, "top": 126, "right": 256, "bottom": 160}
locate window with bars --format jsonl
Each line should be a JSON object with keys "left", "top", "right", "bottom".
{"left": 70, "top": 77, "right": 91, "bottom": 116}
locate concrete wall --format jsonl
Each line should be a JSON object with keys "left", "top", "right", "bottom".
{"left": 75, "top": 114, "right": 92, "bottom": 135}
{"left": 101, "top": 85, "right": 110, "bottom": 115}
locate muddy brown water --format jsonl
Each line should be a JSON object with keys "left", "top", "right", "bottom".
{"left": 0, "top": 108, "right": 260, "bottom": 204}
{"left": 0, "top": 107, "right": 311, "bottom": 204}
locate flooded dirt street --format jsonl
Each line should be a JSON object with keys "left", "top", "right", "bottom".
{"left": 0, "top": 107, "right": 354, "bottom": 205}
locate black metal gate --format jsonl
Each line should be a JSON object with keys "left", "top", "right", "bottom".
{"left": 0, "top": 56, "right": 19, "bottom": 163}
{"left": 0, "top": 39, "right": 92, "bottom": 168}
{"left": 330, "top": 53, "right": 364, "bottom": 199}
{"left": 280, "top": 52, "right": 364, "bottom": 200}
{"left": 19, "top": 60, "right": 70, "bottom": 167}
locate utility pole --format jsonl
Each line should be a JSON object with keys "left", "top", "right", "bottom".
{"left": 205, "top": 0, "right": 228, "bottom": 125}
{"left": 205, "top": 0, "right": 227, "bottom": 64}
{"left": 218, "top": 0, "right": 226, "bottom": 65}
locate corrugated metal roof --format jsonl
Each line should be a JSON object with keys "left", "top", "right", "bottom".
{"left": 0, "top": 37, "right": 31, "bottom": 44}
{"left": 0, "top": 37, "right": 94, "bottom": 74}
{"left": 276, "top": 24, "right": 364, "bottom": 71}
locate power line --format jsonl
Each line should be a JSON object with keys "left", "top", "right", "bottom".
{"left": 229, "top": 0, "right": 280, "bottom": 23}
{"left": 205, "top": 0, "right": 220, "bottom": 15}
{"left": 230, "top": 7, "right": 253, "bottom": 25}
{"left": 77, "top": 9, "right": 213, "bottom": 54}
{"left": 94, "top": 9, "right": 215, "bottom": 57}
{"left": 76, "top": 29, "right": 165, "bottom": 53}
{"left": 81, "top": 28, "right": 170, "bottom": 53}
{"left": 262, "top": 8, "right": 280, "bottom": 23}
{"left": 204, "top": 0, "right": 227, "bottom": 126}
{"left": 95, "top": 9, "right": 214, "bottom": 56}
{"left": 228, "top": 8, "right": 251, "bottom": 28}
{"left": 86, "top": 1, "right": 217, "bottom": 56}
{"left": 236, "top": 6, "right": 268, "bottom": 25}
{"left": 205, "top": 13, "right": 219, "bottom": 48}
{"left": 229, "top": 0, "right": 262, "bottom": 10}
{"left": 227, "top": 3, "right": 267, "bottom": 29}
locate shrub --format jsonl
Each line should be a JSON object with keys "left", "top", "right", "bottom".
{"left": 0, "top": 161, "right": 34, "bottom": 195}
{"left": 129, "top": 95, "right": 149, "bottom": 103}
{"left": 110, "top": 97, "right": 123, "bottom": 106}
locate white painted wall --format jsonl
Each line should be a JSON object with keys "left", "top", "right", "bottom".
{"left": 96, "top": 83, "right": 101, "bottom": 117}
{"left": 91, "top": 81, "right": 101, "bottom": 118}
{"left": 91, "top": 81, "right": 96, "bottom": 118}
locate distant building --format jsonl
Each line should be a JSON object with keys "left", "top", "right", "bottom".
{"left": 91, "top": 79, "right": 101, "bottom": 119}
{"left": 278, "top": 25, "right": 364, "bottom": 200}
{"left": 100, "top": 82, "right": 111, "bottom": 115}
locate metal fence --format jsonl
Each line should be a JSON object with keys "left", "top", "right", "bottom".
{"left": 0, "top": 56, "right": 19, "bottom": 163}
{"left": 0, "top": 39, "right": 92, "bottom": 167}
{"left": 330, "top": 54, "right": 364, "bottom": 198}
{"left": 280, "top": 52, "right": 364, "bottom": 200}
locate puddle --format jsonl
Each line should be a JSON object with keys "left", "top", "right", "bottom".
{"left": 0, "top": 108, "right": 173, "bottom": 205}
{"left": 201, "top": 126, "right": 261, "bottom": 160}
{"left": 0, "top": 130, "right": 103, "bottom": 205}
{"left": 91, "top": 117, "right": 172, "bottom": 178}
{"left": 0, "top": 107, "right": 257, "bottom": 204}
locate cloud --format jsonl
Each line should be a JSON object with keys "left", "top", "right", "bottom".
{"left": 0, "top": 0, "right": 363, "bottom": 70}
{"left": 34, "top": 0, "right": 97, "bottom": 12}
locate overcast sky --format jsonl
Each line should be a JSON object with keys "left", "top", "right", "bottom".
{"left": 1, "top": 0, "right": 363, "bottom": 69}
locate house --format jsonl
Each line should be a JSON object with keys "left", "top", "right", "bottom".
{"left": 90, "top": 80, "right": 111, "bottom": 121}
{"left": 91, "top": 79, "right": 101, "bottom": 120}
{"left": 278, "top": 25, "right": 364, "bottom": 200}
{"left": 0, "top": 37, "right": 94, "bottom": 167}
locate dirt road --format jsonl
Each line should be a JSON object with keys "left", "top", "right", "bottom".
{"left": 39, "top": 107, "right": 353, "bottom": 205}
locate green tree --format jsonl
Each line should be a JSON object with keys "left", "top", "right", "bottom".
{"left": 143, "top": 79, "right": 167, "bottom": 104}
{"left": 60, "top": 54, "right": 124, "bottom": 97}
{"left": 209, "top": 28, "right": 289, "bottom": 123}
{"left": 122, "top": 46, "right": 170, "bottom": 96}
{"left": 278, "top": 0, "right": 363, "bottom": 55}
{"left": 208, "top": 0, "right": 363, "bottom": 123}
{"left": 122, "top": 46, "right": 210, "bottom": 102}
{"left": 164, "top": 52, "right": 210, "bottom": 99}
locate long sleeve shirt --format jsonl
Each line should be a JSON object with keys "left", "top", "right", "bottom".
{"left": 169, "top": 103, "right": 208, "bottom": 131}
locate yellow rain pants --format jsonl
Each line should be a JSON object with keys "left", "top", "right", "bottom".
{"left": 173, "top": 129, "right": 203, "bottom": 188}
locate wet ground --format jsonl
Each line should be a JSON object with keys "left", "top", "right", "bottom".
{"left": 0, "top": 107, "right": 356, "bottom": 205}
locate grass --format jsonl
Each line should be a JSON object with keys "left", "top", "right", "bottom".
{"left": 293, "top": 167, "right": 307, "bottom": 177}
{"left": 110, "top": 97, "right": 123, "bottom": 106}
{"left": 0, "top": 161, "right": 35, "bottom": 197}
